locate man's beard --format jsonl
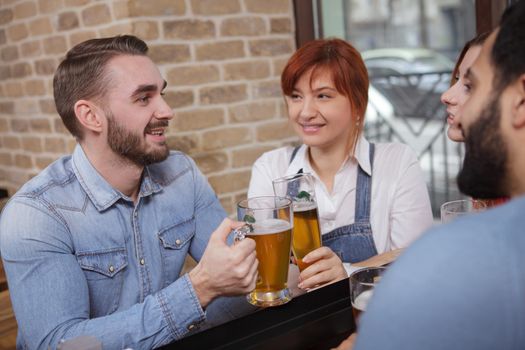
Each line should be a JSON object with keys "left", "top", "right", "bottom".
{"left": 457, "top": 95, "right": 508, "bottom": 199}
{"left": 106, "top": 112, "right": 169, "bottom": 167}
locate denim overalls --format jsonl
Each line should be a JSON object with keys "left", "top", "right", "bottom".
{"left": 290, "top": 144, "right": 377, "bottom": 263}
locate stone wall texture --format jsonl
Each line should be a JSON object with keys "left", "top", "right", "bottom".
{"left": 0, "top": 0, "right": 299, "bottom": 216}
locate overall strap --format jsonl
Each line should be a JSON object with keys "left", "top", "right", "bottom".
{"left": 354, "top": 143, "right": 375, "bottom": 222}
{"left": 285, "top": 146, "right": 303, "bottom": 198}
{"left": 289, "top": 146, "right": 301, "bottom": 164}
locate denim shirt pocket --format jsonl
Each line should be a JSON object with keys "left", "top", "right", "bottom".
{"left": 158, "top": 217, "right": 196, "bottom": 284}
{"left": 76, "top": 248, "right": 128, "bottom": 316}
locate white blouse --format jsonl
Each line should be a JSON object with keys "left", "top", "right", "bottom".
{"left": 248, "top": 136, "right": 433, "bottom": 271}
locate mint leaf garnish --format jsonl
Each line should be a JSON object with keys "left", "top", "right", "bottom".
{"left": 296, "top": 191, "right": 311, "bottom": 201}
{"left": 243, "top": 214, "right": 256, "bottom": 223}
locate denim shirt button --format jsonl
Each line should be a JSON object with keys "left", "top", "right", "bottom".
{"left": 109, "top": 265, "right": 115, "bottom": 273}
{"left": 187, "top": 324, "right": 195, "bottom": 331}
{"left": 175, "top": 239, "right": 181, "bottom": 246}
{"left": 140, "top": 258, "right": 145, "bottom": 265}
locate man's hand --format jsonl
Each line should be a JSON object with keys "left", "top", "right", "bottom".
{"left": 298, "top": 247, "right": 347, "bottom": 290}
{"left": 189, "top": 218, "right": 258, "bottom": 308}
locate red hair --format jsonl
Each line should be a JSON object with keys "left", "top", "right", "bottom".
{"left": 281, "top": 38, "right": 369, "bottom": 154}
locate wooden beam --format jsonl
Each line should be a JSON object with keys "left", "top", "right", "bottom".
{"left": 475, "top": 0, "right": 508, "bottom": 34}
{"left": 293, "top": 0, "right": 315, "bottom": 48}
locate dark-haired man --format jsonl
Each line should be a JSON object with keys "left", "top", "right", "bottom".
{"left": 353, "top": 2, "right": 525, "bottom": 349}
{"left": 0, "top": 36, "right": 257, "bottom": 349}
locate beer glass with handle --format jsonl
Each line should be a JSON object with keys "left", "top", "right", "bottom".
{"left": 234, "top": 196, "right": 294, "bottom": 307}
{"left": 273, "top": 173, "right": 322, "bottom": 271}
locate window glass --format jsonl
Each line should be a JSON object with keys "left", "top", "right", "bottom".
{"left": 318, "top": 0, "right": 476, "bottom": 217}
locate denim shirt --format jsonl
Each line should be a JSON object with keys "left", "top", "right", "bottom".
{"left": 0, "top": 145, "right": 253, "bottom": 350}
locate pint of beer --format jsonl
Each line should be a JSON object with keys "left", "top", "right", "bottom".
{"left": 292, "top": 202, "right": 322, "bottom": 270}
{"left": 235, "top": 196, "right": 293, "bottom": 307}
{"left": 273, "top": 173, "right": 322, "bottom": 271}
{"left": 248, "top": 219, "right": 292, "bottom": 301}
{"left": 349, "top": 267, "right": 386, "bottom": 323}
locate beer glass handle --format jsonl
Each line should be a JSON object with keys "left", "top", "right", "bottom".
{"left": 233, "top": 224, "right": 252, "bottom": 243}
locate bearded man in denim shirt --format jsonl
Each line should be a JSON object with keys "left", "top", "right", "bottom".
{"left": 350, "top": 2, "right": 525, "bottom": 350}
{"left": 0, "top": 35, "right": 259, "bottom": 350}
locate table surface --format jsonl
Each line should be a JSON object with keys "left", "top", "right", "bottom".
{"left": 161, "top": 278, "right": 356, "bottom": 350}
{"left": 0, "top": 260, "right": 7, "bottom": 292}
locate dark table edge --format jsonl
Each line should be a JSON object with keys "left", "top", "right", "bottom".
{"left": 162, "top": 278, "right": 355, "bottom": 350}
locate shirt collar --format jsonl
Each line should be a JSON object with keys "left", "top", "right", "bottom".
{"left": 286, "top": 145, "right": 309, "bottom": 176}
{"left": 286, "top": 136, "right": 372, "bottom": 177}
{"left": 140, "top": 167, "right": 163, "bottom": 197}
{"left": 72, "top": 145, "right": 163, "bottom": 211}
{"left": 353, "top": 136, "right": 372, "bottom": 176}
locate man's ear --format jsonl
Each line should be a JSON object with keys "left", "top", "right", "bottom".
{"left": 511, "top": 74, "right": 525, "bottom": 129}
{"left": 74, "top": 100, "right": 104, "bottom": 133}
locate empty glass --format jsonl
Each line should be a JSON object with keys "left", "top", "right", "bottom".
{"left": 440, "top": 199, "right": 487, "bottom": 224}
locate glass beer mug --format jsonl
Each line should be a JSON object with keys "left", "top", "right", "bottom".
{"left": 273, "top": 173, "right": 322, "bottom": 271}
{"left": 234, "top": 196, "right": 294, "bottom": 307}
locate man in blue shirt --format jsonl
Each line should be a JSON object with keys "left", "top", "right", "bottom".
{"left": 0, "top": 36, "right": 258, "bottom": 349}
{"left": 354, "top": 2, "right": 525, "bottom": 349}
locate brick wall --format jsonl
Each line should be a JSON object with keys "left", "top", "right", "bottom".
{"left": 0, "top": 0, "right": 299, "bottom": 216}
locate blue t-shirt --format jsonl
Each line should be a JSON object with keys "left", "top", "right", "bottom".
{"left": 355, "top": 196, "right": 525, "bottom": 350}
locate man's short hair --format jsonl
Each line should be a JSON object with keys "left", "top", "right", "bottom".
{"left": 53, "top": 35, "right": 148, "bottom": 139}
{"left": 492, "top": 0, "right": 525, "bottom": 92}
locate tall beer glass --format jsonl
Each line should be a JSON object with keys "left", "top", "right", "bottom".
{"left": 273, "top": 173, "right": 322, "bottom": 271}
{"left": 234, "top": 196, "right": 293, "bottom": 307}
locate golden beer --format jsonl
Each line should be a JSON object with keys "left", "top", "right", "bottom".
{"left": 292, "top": 202, "right": 322, "bottom": 271}
{"left": 247, "top": 219, "right": 292, "bottom": 305}
{"left": 236, "top": 196, "right": 293, "bottom": 307}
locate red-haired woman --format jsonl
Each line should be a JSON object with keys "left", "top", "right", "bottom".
{"left": 248, "top": 38, "right": 433, "bottom": 290}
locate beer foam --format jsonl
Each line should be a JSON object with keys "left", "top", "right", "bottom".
{"left": 352, "top": 289, "right": 374, "bottom": 312}
{"left": 293, "top": 201, "right": 317, "bottom": 212}
{"left": 251, "top": 218, "right": 291, "bottom": 235}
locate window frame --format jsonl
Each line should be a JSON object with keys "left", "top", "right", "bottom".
{"left": 293, "top": 0, "right": 510, "bottom": 48}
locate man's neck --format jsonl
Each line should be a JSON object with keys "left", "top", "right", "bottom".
{"left": 79, "top": 142, "right": 143, "bottom": 203}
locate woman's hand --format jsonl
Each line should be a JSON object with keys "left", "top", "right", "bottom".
{"left": 298, "top": 246, "right": 347, "bottom": 290}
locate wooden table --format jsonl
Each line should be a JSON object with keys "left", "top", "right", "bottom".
{"left": 352, "top": 248, "right": 404, "bottom": 269}
{"left": 0, "top": 261, "right": 7, "bottom": 292}
{"left": 0, "top": 260, "right": 16, "bottom": 350}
